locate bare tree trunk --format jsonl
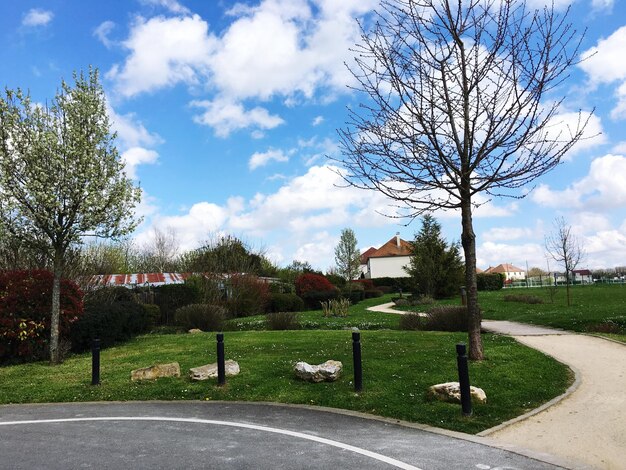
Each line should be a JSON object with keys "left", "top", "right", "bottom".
{"left": 49, "top": 250, "right": 62, "bottom": 364}
{"left": 460, "top": 198, "right": 483, "bottom": 361}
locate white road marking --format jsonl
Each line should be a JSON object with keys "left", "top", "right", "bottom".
{"left": 0, "top": 416, "right": 423, "bottom": 470}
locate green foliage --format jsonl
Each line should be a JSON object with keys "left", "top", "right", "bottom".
{"left": 370, "top": 276, "right": 416, "bottom": 293}
{"left": 301, "top": 289, "right": 340, "bottom": 310}
{"left": 154, "top": 284, "right": 201, "bottom": 325}
{"left": 399, "top": 313, "right": 423, "bottom": 330}
{"left": 363, "top": 289, "right": 384, "bottom": 299}
{"left": 0, "top": 270, "right": 83, "bottom": 363}
{"left": 70, "top": 298, "right": 150, "bottom": 352}
{"left": 334, "top": 228, "right": 361, "bottom": 281}
{"left": 477, "top": 273, "right": 504, "bottom": 291}
{"left": 174, "top": 304, "right": 226, "bottom": 331}
{"left": 267, "top": 293, "right": 305, "bottom": 313}
{"left": 265, "top": 311, "right": 301, "bottom": 330}
{"left": 142, "top": 304, "right": 161, "bottom": 328}
{"left": 325, "top": 273, "right": 347, "bottom": 288}
{"left": 406, "top": 215, "right": 464, "bottom": 298}
{"left": 341, "top": 287, "right": 364, "bottom": 304}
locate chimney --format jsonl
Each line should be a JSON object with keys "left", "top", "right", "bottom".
{"left": 396, "top": 232, "right": 400, "bottom": 248}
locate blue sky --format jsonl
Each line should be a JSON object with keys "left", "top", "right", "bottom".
{"left": 2, "top": 0, "right": 626, "bottom": 272}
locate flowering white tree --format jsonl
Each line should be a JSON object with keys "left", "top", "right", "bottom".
{"left": 0, "top": 68, "right": 141, "bottom": 363}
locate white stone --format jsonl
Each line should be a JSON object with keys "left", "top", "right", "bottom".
{"left": 428, "top": 382, "right": 487, "bottom": 404}
{"left": 189, "top": 360, "right": 240, "bottom": 381}
{"left": 294, "top": 360, "right": 343, "bottom": 383}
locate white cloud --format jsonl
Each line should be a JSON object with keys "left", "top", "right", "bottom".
{"left": 191, "top": 99, "right": 285, "bottom": 137}
{"left": 591, "top": 0, "right": 614, "bottom": 11}
{"left": 483, "top": 226, "right": 536, "bottom": 242}
{"left": 249, "top": 149, "right": 289, "bottom": 170}
{"left": 611, "top": 141, "right": 626, "bottom": 153}
{"left": 476, "top": 241, "right": 545, "bottom": 271}
{"left": 548, "top": 112, "right": 605, "bottom": 160}
{"left": 579, "top": 25, "right": 626, "bottom": 120}
{"left": 531, "top": 154, "right": 626, "bottom": 210}
{"left": 94, "top": 21, "right": 116, "bottom": 48}
{"left": 121, "top": 147, "right": 159, "bottom": 178}
{"left": 108, "top": 106, "right": 162, "bottom": 148}
{"left": 139, "top": 0, "right": 191, "bottom": 14}
{"left": 22, "top": 9, "right": 53, "bottom": 27}
{"left": 312, "top": 115, "right": 324, "bottom": 126}
{"left": 107, "top": 15, "right": 216, "bottom": 98}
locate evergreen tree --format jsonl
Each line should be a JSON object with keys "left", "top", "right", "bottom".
{"left": 406, "top": 215, "right": 464, "bottom": 299}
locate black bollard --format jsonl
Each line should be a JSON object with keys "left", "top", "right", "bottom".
{"left": 217, "top": 333, "right": 226, "bottom": 386}
{"left": 352, "top": 330, "right": 363, "bottom": 392}
{"left": 91, "top": 339, "right": 101, "bottom": 386}
{"left": 456, "top": 343, "right": 472, "bottom": 416}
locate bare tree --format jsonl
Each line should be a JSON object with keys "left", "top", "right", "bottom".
{"left": 545, "top": 217, "right": 584, "bottom": 306}
{"left": 140, "top": 227, "right": 181, "bottom": 272}
{"left": 336, "top": 0, "right": 590, "bottom": 359}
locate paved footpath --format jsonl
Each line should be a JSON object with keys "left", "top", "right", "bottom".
{"left": 481, "top": 321, "right": 626, "bottom": 470}
{"left": 0, "top": 401, "right": 570, "bottom": 470}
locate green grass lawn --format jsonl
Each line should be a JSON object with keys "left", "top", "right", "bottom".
{"left": 0, "top": 329, "right": 571, "bottom": 434}
{"left": 228, "top": 294, "right": 402, "bottom": 331}
{"left": 476, "top": 284, "right": 626, "bottom": 332}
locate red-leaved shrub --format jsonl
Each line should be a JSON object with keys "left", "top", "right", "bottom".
{"left": 226, "top": 274, "right": 270, "bottom": 318}
{"left": 295, "top": 273, "right": 335, "bottom": 296}
{"left": 0, "top": 270, "right": 83, "bottom": 362}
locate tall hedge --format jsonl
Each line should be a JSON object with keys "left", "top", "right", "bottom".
{"left": 476, "top": 273, "right": 504, "bottom": 291}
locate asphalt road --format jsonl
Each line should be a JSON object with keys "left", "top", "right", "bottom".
{"left": 0, "top": 401, "right": 570, "bottom": 470}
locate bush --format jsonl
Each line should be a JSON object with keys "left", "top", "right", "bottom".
{"left": 341, "top": 288, "right": 364, "bottom": 304}
{"left": 325, "top": 273, "right": 346, "bottom": 288}
{"left": 423, "top": 306, "right": 469, "bottom": 332}
{"left": 226, "top": 274, "right": 270, "bottom": 318}
{"left": 399, "top": 313, "right": 423, "bottom": 330}
{"left": 143, "top": 304, "right": 162, "bottom": 328}
{"left": 266, "top": 311, "right": 300, "bottom": 330}
{"left": 585, "top": 320, "right": 624, "bottom": 334}
{"left": 154, "top": 283, "right": 201, "bottom": 325}
{"left": 477, "top": 273, "right": 504, "bottom": 291}
{"left": 70, "top": 300, "right": 150, "bottom": 352}
{"left": 321, "top": 298, "right": 351, "bottom": 317}
{"left": 377, "top": 286, "right": 393, "bottom": 294}
{"left": 295, "top": 273, "right": 335, "bottom": 296}
{"left": 267, "top": 293, "right": 304, "bottom": 313}
{"left": 364, "top": 289, "right": 384, "bottom": 299}
{"left": 0, "top": 270, "right": 83, "bottom": 363}
{"left": 174, "top": 304, "right": 226, "bottom": 331}
{"left": 268, "top": 281, "right": 294, "bottom": 294}
{"left": 301, "top": 289, "right": 340, "bottom": 310}
{"left": 504, "top": 294, "right": 543, "bottom": 304}
{"left": 371, "top": 277, "right": 414, "bottom": 292}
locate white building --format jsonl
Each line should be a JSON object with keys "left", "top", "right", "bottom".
{"left": 361, "top": 234, "right": 412, "bottom": 279}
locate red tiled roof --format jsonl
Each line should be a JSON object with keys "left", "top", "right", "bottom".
{"left": 360, "top": 247, "right": 377, "bottom": 265}
{"left": 369, "top": 236, "right": 412, "bottom": 258}
{"left": 485, "top": 263, "right": 524, "bottom": 274}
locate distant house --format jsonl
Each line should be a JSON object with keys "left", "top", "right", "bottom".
{"left": 361, "top": 233, "right": 412, "bottom": 279}
{"left": 484, "top": 263, "right": 526, "bottom": 282}
{"left": 572, "top": 269, "right": 593, "bottom": 284}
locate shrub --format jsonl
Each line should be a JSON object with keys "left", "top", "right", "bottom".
{"left": 268, "top": 281, "right": 294, "bottom": 294}
{"left": 378, "top": 286, "right": 393, "bottom": 294}
{"left": 504, "top": 294, "right": 543, "bottom": 304}
{"left": 295, "top": 273, "right": 335, "bottom": 296}
{"left": 154, "top": 283, "right": 201, "bottom": 325}
{"left": 371, "top": 277, "right": 414, "bottom": 292}
{"left": 352, "top": 279, "right": 375, "bottom": 290}
{"left": 266, "top": 311, "right": 300, "bottom": 330}
{"left": 301, "top": 289, "right": 339, "bottom": 310}
{"left": 174, "top": 304, "right": 226, "bottom": 331}
{"left": 411, "top": 294, "right": 435, "bottom": 306}
{"left": 70, "top": 300, "right": 150, "bottom": 352}
{"left": 267, "top": 293, "right": 304, "bottom": 313}
{"left": 143, "top": 304, "right": 162, "bottom": 328}
{"left": 476, "top": 273, "right": 504, "bottom": 291}
{"left": 399, "top": 313, "right": 423, "bottom": 330}
{"left": 0, "top": 270, "right": 83, "bottom": 363}
{"left": 364, "top": 289, "right": 384, "bottom": 299}
{"left": 321, "top": 298, "right": 351, "bottom": 317}
{"left": 226, "top": 274, "right": 270, "bottom": 318}
{"left": 423, "top": 306, "right": 469, "bottom": 332}
{"left": 393, "top": 298, "right": 410, "bottom": 307}
{"left": 341, "top": 288, "right": 364, "bottom": 304}
{"left": 325, "top": 273, "right": 347, "bottom": 288}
